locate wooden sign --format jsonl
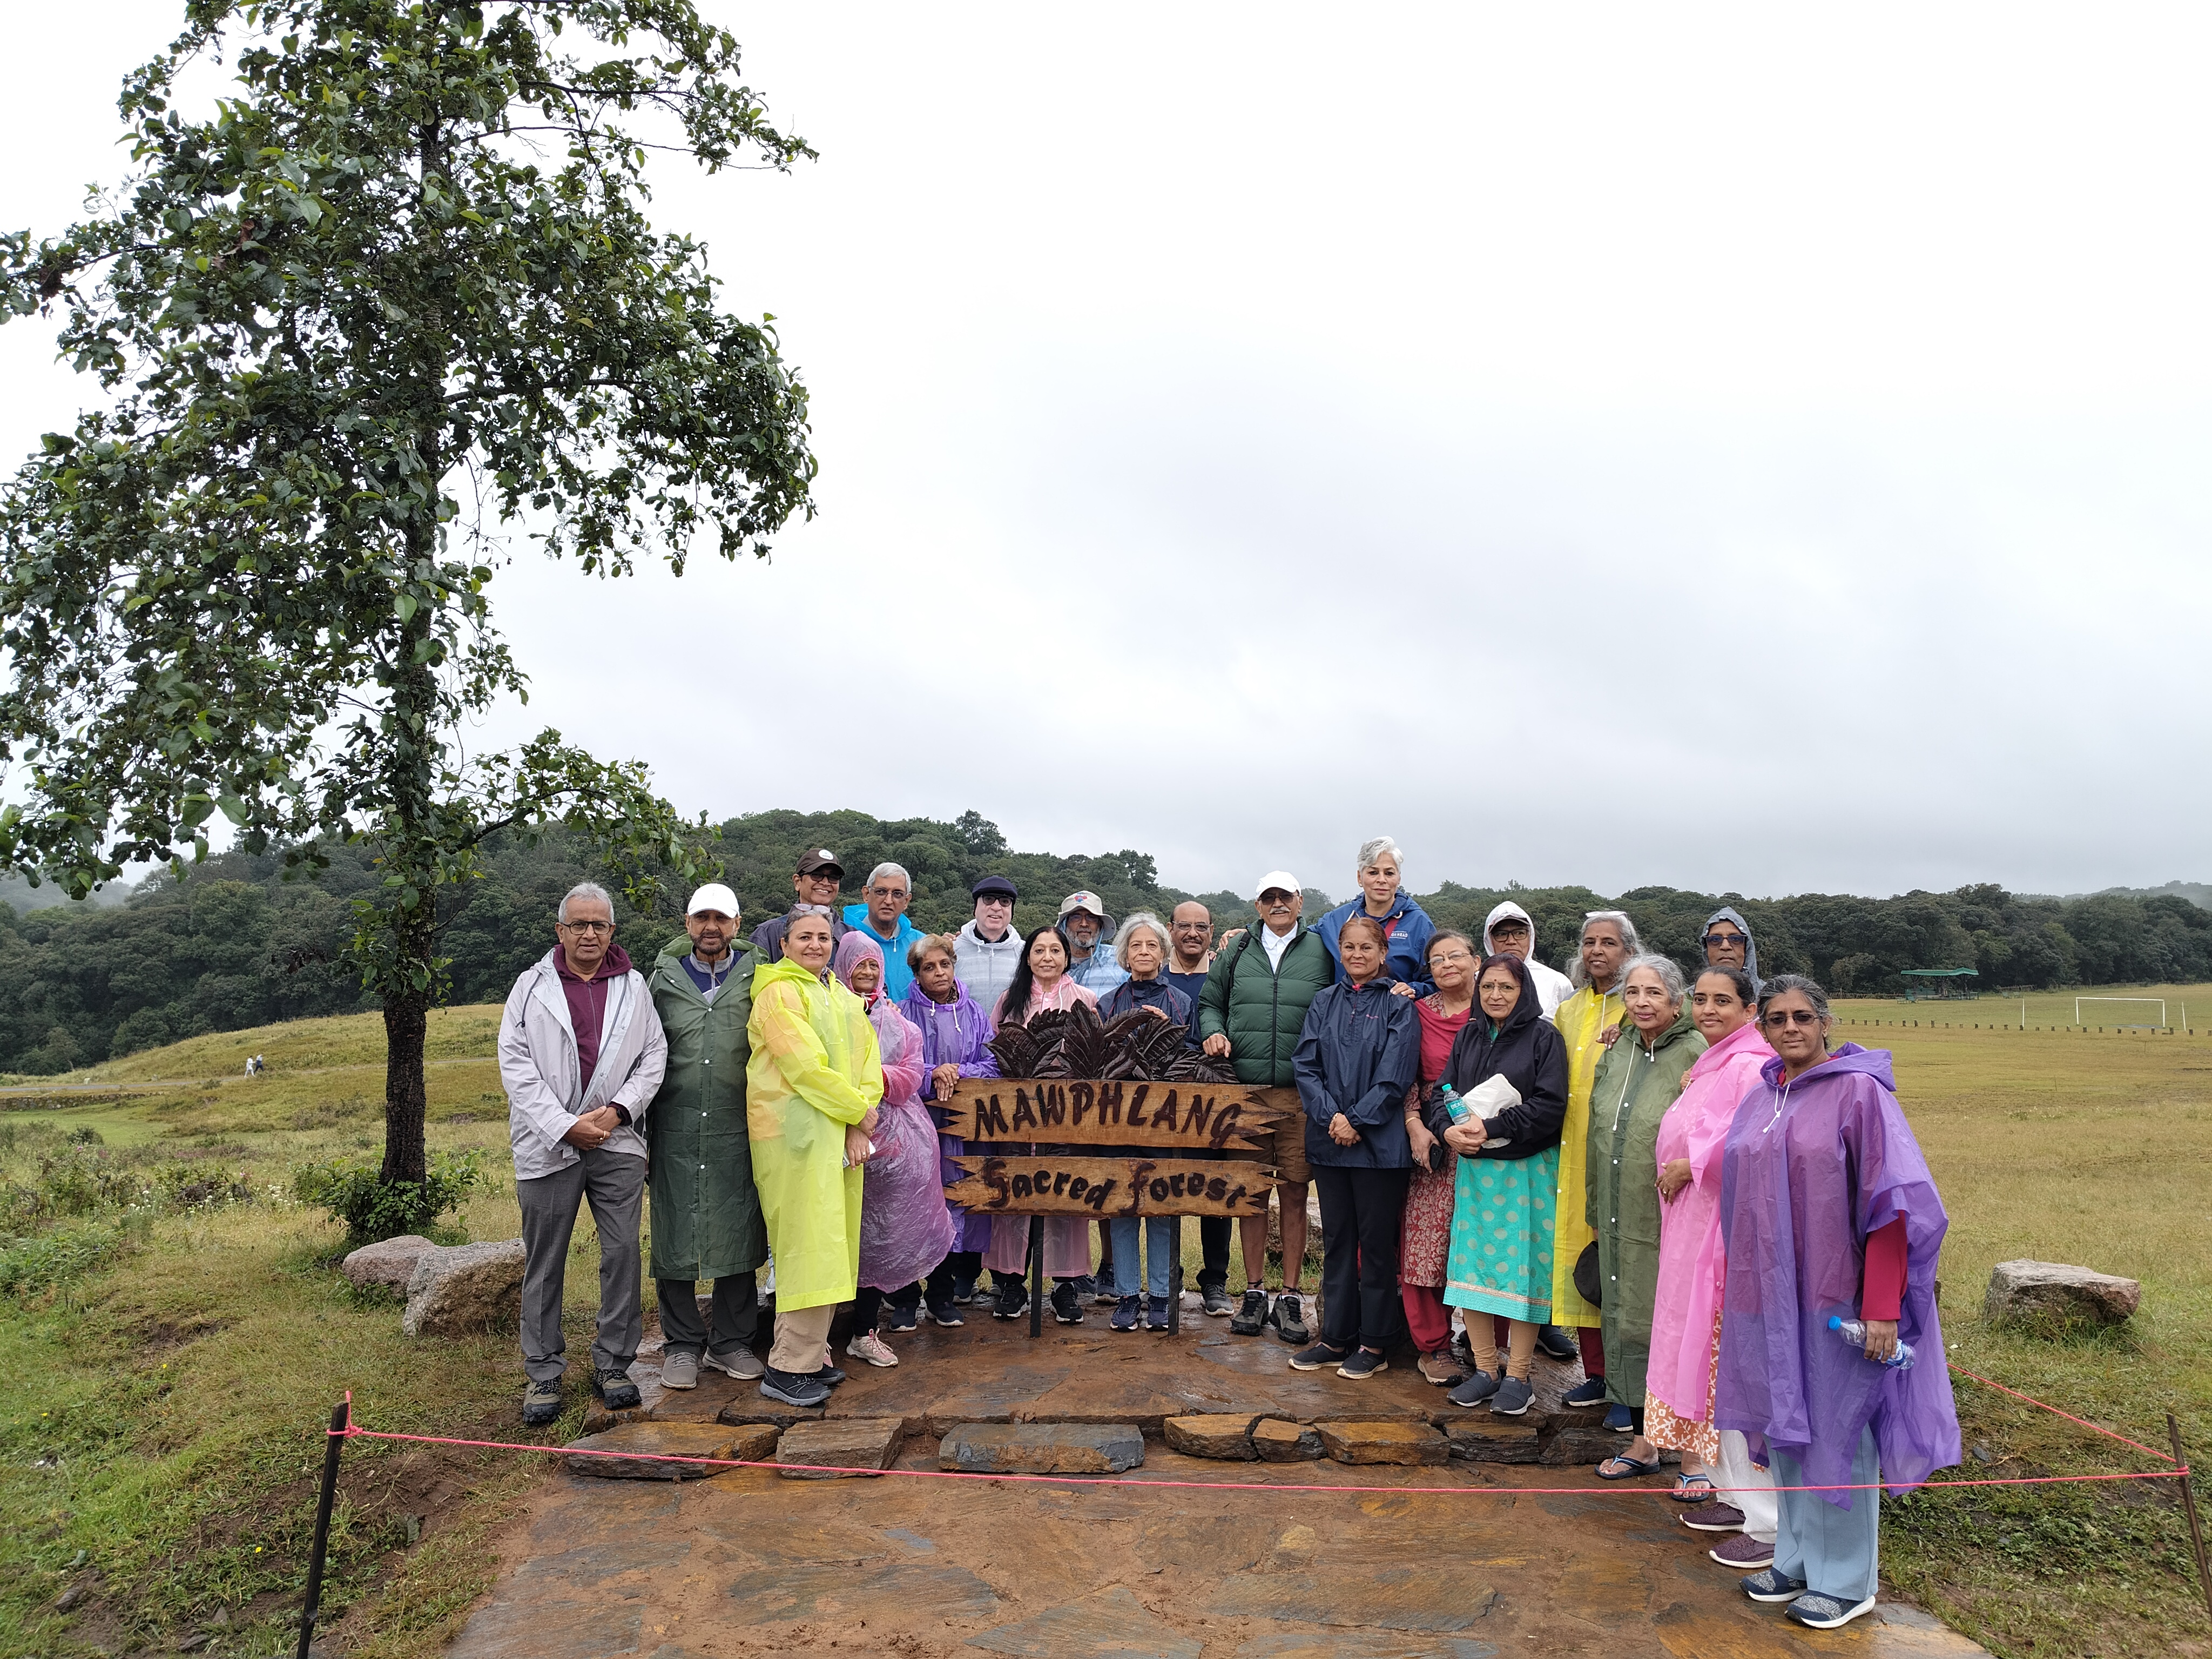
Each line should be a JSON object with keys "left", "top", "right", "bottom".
{"left": 944, "top": 1154, "right": 1274, "bottom": 1218}
{"left": 935, "top": 1078, "right": 1297, "bottom": 1154}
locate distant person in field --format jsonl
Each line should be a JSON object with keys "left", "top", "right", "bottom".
{"left": 841, "top": 862, "right": 925, "bottom": 1001}
{"left": 1481, "top": 901, "right": 1574, "bottom": 1020}
{"left": 1313, "top": 835, "right": 1436, "bottom": 997}
{"left": 751, "top": 847, "right": 851, "bottom": 963}
{"left": 1702, "top": 905, "right": 1762, "bottom": 992}
{"left": 954, "top": 875, "right": 1023, "bottom": 1015}
{"left": 498, "top": 881, "right": 668, "bottom": 1427}
{"left": 642, "top": 884, "right": 767, "bottom": 1395}
{"left": 1717, "top": 975, "right": 1960, "bottom": 1631}
{"left": 1165, "top": 900, "right": 1236, "bottom": 1318}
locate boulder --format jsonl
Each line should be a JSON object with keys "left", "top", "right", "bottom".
{"left": 401, "top": 1239, "right": 526, "bottom": 1338}
{"left": 1445, "top": 1418, "right": 1542, "bottom": 1464}
{"left": 1314, "top": 1420, "right": 1449, "bottom": 1466}
{"left": 1985, "top": 1259, "right": 2141, "bottom": 1329}
{"left": 775, "top": 1417, "right": 906, "bottom": 1479}
{"left": 341, "top": 1235, "right": 434, "bottom": 1292}
{"left": 562, "top": 1420, "right": 774, "bottom": 1480}
{"left": 939, "top": 1421, "right": 1144, "bottom": 1475}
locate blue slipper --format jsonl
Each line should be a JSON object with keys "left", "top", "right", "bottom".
{"left": 1595, "top": 1453, "right": 1662, "bottom": 1480}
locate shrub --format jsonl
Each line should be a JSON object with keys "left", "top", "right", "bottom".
{"left": 293, "top": 1149, "right": 486, "bottom": 1243}
{"left": 0, "top": 1215, "right": 147, "bottom": 1295}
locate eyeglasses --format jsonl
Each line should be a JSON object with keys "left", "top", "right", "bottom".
{"left": 1702, "top": 932, "right": 1748, "bottom": 948}
{"left": 559, "top": 920, "right": 613, "bottom": 935}
{"left": 1431, "top": 948, "right": 1473, "bottom": 963}
{"left": 1762, "top": 1008, "right": 1823, "bottom": 1027}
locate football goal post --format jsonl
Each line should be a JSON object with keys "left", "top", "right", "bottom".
{"left": 2074, "top": 996, "right": 2167, "bottom": 1028}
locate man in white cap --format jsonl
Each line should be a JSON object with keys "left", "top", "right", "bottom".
{"left": 643, "top": 882, "right": 770, "bottom": 1391}
{"left": 1195, "top": 872, "right": 1335, "bottom": 1344}
{"left": 1057, "top": 890, "right": 1129, "bottom": 995}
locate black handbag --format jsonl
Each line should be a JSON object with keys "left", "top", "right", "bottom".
{"left": 1573, "top": 1241, "right": 1602, "bottom": 1308}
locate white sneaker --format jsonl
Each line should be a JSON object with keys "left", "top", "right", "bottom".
{"left": 702, "top": 1348, "right": 765, "bottom": 1380}
{"left": 847, "top": 1331, "right": 899, "bottom": 1368}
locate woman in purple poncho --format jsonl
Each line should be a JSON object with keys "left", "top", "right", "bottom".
{"left": 900, "top": 933, "right": 1002, "bottom": 1323}
{"left": 1717, "top": 975, "right": 1960, "bottom": 1631}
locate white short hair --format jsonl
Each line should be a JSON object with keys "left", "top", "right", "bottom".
{"left": 1355, "top": 836, "right": 1405, "bottom": 883}
{"left": 557, "top": 881, "right": 614, "bottom": 923}
{"left": 866, "top": 861, "right": 911, "bottom": 891}
{"left": 1621, "top": 953, "right": 1686, "bottom": 1003}
{"left": 1114, "top": 912, "right": 1170, "bottom": 956}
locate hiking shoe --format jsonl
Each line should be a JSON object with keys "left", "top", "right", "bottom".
{"left": 1489, "top": 1377, "right": 1535, "bottom": 1417}
{"left": 1536, "top": 1324, "right": 1579, "bottom": 1361}
{"left": 1708, "top": 1533, "right": 1775, "bottom": 1570}
{"left": 811, "top": 1363, "right": 848, "bottom": 1388}
{"left": 1604, "top": 1404, "right": 1635, "bottom": 1432}
{"left": 993, "top": 1278, "right": 1029, "bottom": 1320}
{"left": 847, "top": 1331, "right": 899, "bottom": 1368}
{"left": 759, "top": 1367, "right": 832, "bottom": 1409}
{"left": 1230, "top": 1288, "right": 1271, "bottom": 1336}
{"left": 1271, "top": 1291, "right": 1310, "bottom": 1345}
{"left": 1682, "top": 1501, "right": 1747, "bottom": 1534}
{"left": 1146, "top": 1295, "right": 1171, "bottom": 1332}
{"left": 1286, "top": 1341, "right": 1351, "bottom": 1372}
{"left": 521, "top": 1379, "right": 563, "bottom": 1427}
{"left": 660, "top": 1349, "right": 700, "bottom": 1390}
{"left": 702, "top": 1347, "right": 765, "bottom": 1380}
{"left": 927, "top": 1299, "right": 965, "bottom": 1328}
{"left": 1786, "top": 1593, "right": 1876, "bottom": 1630}
{"left": 1336, "top": 1348, "right": 1388, "bottom": 1380}
{"left": 1448, "top": 1369, "right": 1502, "bottom": 1408}
{"left": 591, "top": 1369, "right": 641, "bottom": 1410}
{"left": 1050, "top": 1280, "right": 1085, "bottom": 1324}
{"left": 952, "top": 1277, "right": 980, "bottom": 1305}
{"left": 1741, "top": 1568, "right": 1809, "bottom": 1604}
{"left": 1111, "top": 1295, "right": 1142, "bottom": 1331}
{"left": 1562, "top": 1376, "right": 1608, "bottom": 1408}
{"left": 1201, "top": 1284, "right": 1235, "bottom": 1317}
{"left": 1418, "top": 1351, "right": 1464, "bottom": 1386}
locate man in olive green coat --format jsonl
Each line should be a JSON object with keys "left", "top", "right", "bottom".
{"left": 647, "top": 885, "right": 771, "bottom": 1389}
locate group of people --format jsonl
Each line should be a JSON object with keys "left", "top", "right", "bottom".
{"left": 496, "top": 835, "right": 1960, "bottom": 1635}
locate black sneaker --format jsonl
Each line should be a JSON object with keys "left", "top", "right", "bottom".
{"left": 1535, "top": 1324, "right": 1578, "bottom": 1361}
{"left": 760, "top": 1367, "right": 832, "bottom": 1409}
{"left": 1111, "top": 1295, "right": 1141, "bottom": 1332}
{"left": 926, "top": 1299, "right": 965, "bottom": 1327}
{"left": 993, "top": 1278, "right": 1029, "bottom": 1320}
{"left": 1286, "top": 1340, "right": 1351, "bottom": 1372}
{"left": 1336, "top": 1348, "right": 1387, "bottom": 1380}
{"left": 1146, "top": 1295, "right": 1170, "bottom": 1331}
{"left": 1562, "top": 1375, "right": 1608, "bottom": 1408}
{"left": 1050, "top": 1280, "right": 1084, "bottom": 1325}
{"left": 1230, "top": 1288, "right": 1270, "bottom": 1336}
{"left": 590, "top": 1368, "right": 640, "bottom": 1410}
{"left": 1490, "top": 1377, "right": 1535, "bottom": 1416}
{"left": 1201, "top": 1284, "right": 1234, "bottom": 1318}
{"left": 882, "top": 1304, "right": 920, "bottom": 1333}
{"left": 811, "top": 1363, "right": 847, "bottom": 1388}
{"left": 1448, "top": 1369, "right": 1502, "bottom": 1408}
{"left": 1270, "top": 1291, "right": 1310, "bottom": 1345}
{"left": 952, "top": 1278, "right": 980, "bottom": 1306}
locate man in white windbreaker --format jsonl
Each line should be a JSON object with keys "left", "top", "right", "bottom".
{"left": 1482, "top": 901, "right": 1576, "bottom": 1020}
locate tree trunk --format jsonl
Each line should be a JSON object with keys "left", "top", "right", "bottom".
{"left": 381, "top": 992, "right": 431, "bottom": 1187}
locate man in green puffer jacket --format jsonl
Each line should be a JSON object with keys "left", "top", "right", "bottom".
{"left": 645, "top": 886, "right": 771, "bottom": 1391}
{"left": 1196, "top": 871, "right": 1336, "bottom": 1344}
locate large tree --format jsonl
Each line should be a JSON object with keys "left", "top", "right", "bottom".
{"left": 0, "top": 0, "right": 815, "bottom": 1193}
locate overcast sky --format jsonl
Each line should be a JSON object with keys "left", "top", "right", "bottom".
{"left": 4, "top": 4, "right": 2207, "bottom": 902}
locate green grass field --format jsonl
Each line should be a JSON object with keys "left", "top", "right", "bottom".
{"left": 3, "top": 997, "right": 2209, "bottom": 1658}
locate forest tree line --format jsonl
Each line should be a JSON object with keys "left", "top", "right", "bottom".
{"left": 3, "top": 808, "right": 2208, "bottom": 1074}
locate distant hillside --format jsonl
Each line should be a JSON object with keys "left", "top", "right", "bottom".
{"left": 2054, "top": 881, "right": 2212, "bottom": 910}
{"left": 0, "top": 874, "right": 132, "bottom": 914}
{"left": 4, "top": 808, "right": 2209, "bottom": 1074}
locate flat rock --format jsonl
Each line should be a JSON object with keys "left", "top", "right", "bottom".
{"left": 1315, "top": 1420, "right": 1449, "bottom": 1466}
{"left": 1159, "top": 1413, "right": 1323, "bottom": 1462}
{"left": 1985, "top": 1259, "right": 2141, "bottom": 1328}
{"left": 402, "top": 1239, "right": 525, "bottom": 1338}
{"left": 776, "top": 1416, "right": 905, "bottom": 1478}
{"left": 341, "top": 1233, "right": 434, "bottom": 1292}
{"left": 580, "top": 1401, "right": 651, "bottom": 1436}
{"left": 1251, "top": 1418, "right": 1326, "bottom": 1461}
{"left": 1541, "top": 1424, "right": 1627, "bottom": 1467}
{"left": 1445, "top": 1418, "right": 1542, "bottom": 1464}
{"left": 562, "top": 1421, "right": 771, "bottom": 1480}
{"left": 967, "top": 1584, "right": 1199, "bottom": 1657}
{"left": 939, "top": 1421, "right": 1144, "bottom": 1475}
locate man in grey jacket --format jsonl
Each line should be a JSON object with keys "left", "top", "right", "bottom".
{"left": 498, "top": 881, "right": 669, "bottom": 1426}
{"left": 953, "top": 874, "right": 1023, "bottom": 1014}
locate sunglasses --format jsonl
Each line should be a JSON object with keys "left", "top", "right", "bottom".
{"left": 1702, "top": 932, "right": 1748, "bottom": 947}
{"left": 1762, "top": 1008, "right": 1823, "bottom": 1027}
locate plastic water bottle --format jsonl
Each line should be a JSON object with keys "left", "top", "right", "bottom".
{"left": 1829, "top": 1315, "right": 1916, "bottom": 1370}
{"left": 1437, "top": 1083, "right": 1472, "bottom": 1124}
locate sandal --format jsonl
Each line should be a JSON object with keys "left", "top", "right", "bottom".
{"left": 1595, "top": 1454, "right": 1662, "bottom": 1480}
{"left": 1671, "top": 1473, "right": 1716, "bottom": 1503}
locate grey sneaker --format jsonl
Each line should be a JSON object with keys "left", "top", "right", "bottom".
{"left": 521, "top": 1379, "right": 563, "bottom": 1426}
{"left": 591, "top": 1368, "right": 640, "bottom": 1410}
{"left": 1741, "top": 1568, "right": 1809, "bottom": 1604}
{"left": 1448, "top": 1369, "right": 1502, "bottom": 1408}
{"left": 1201, "top": 1284, "right": 1234, "bottom": 1317}
{"left": 1708, "top": 1533, "right": 1775, "bottom": 1570}
{"left": 1489, "top": 1376, "right": 1535, "bottom": 1416}
{"left": 1682, "top": 1501, "right": 1748, "bottom": 1534}
{"left": 702, "top": 1347, "right": 765, "bottom": 1380}
{"left": 1270, "top": 1291, "right": 1310, "bottom": 1345}
{"left": 1230, "top": 1288, "right": 1270, "bottom": 1336}
{"left": 1786, "top": 1593, "right": 1876, "bottom": 1630}
{"left": 660, "top": 1349, "right": 700, "bottom": 1390}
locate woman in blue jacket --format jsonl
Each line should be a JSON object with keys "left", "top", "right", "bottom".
{"left": 1314, "top": 836, "right": 1437, "bottom": 999}
{"left": 1287, "top": 915, "right": 1420, "bottom": 1379}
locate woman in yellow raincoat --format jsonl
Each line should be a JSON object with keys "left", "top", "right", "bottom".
{"left": 1552, "top": 909, "right": 1638, "bottom": 1414}
{"left": 747, "top": 906, "right": 883, "bottom": 1409}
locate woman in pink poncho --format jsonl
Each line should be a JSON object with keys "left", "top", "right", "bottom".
{"left": 834, "top": 933, "right": 954, "bottom": 1369}
{"left": 1645, "top": 963, "right": 1777, "bottom": 1564}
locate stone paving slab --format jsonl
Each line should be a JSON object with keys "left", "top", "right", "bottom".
{"left": 774, "top": 1415, "right": 905, "bottom": 1478}
{"left": 559, "top": 1420, "right": 773, "bottom": 1480}
{"left": 940, "top": 1421, "right": 1145, "bottom": 1474}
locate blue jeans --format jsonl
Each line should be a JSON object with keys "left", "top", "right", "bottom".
{"left": 1108, "top": 1216, "right": 1174, "bottom": 1298}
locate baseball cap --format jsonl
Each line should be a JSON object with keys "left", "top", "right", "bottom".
{"left": 1253, "top": 871, "right": 1302, "bottom": 901}
{"left": 971, "top": 875, "right": 1019, "bottom": 901}
{"left": 1057, "top": 891, "right": 1108, "bottom": 920}
{"left": 794, "top": 847, "right": 843, "bottom": 877}
{"left": 685, "top": 882, "right": 741, "bottom": 918}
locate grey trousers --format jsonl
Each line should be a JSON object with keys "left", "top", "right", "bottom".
{"left": 517, "top": 1149, "right": 645, "bottom": 1386}
{"left": 1773, "top": 1425, "right": 1881, "bottom": 1603}
{"left": 656, "top": 1271, "right": 759, "bottom": 1360}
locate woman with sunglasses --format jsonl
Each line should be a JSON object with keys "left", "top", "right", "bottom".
{"left": 1716, "top": 975, "right": 1960, "bottom": 1632}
